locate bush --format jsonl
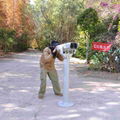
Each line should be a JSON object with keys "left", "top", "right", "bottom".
{"left": 90, "top": 16, "right": 120, "bottom": 72}
{"left": 77, "top": 7, "right": 99, "bottom": 37}
{"left": 90, "top": 46, "right": 120, "bottom": 72}
{"left": 36, "top": 35, "right": 50, "bottom": 50}
{"left": 0, "top": 28, "right": 16, "bottom": 52}
{"left": 13, "top": 33, "right": 29, "bottom": 52}
{"left": 75, "top": 37, "right": 86, "bottom": 59}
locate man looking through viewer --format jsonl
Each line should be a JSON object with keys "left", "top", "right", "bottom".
{"left": 38, "top": 41, "right": 64, "bottom": 99}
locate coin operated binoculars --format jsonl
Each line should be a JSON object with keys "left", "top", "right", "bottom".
{"left": 56, "top": 42, "right": 78, "bottom": 107}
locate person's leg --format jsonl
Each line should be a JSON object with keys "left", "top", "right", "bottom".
{"left": 38, "top": 68, "right": 47, "bottom": 98}
{"left": 48, "top": 69, "right": 62, "bottom": 96}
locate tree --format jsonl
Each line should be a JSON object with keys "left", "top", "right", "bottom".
{"left": 77, "top": 8, "right": 99, "bottom": 63}
{"left": 30, "top": 0, "right": 84, "bottom": 49}
{"left": 0, "top": 0, "right": 7, "bottom": 28}
{"left": 0, "top": 0, "right": 35, "bottom": 52}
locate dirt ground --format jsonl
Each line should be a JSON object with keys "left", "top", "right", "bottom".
{"left": 0, "top": 50, "right": 120, "bottom": 120}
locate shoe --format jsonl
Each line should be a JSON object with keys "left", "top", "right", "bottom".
{"left": 38, "top": 94, "right": 44, "bottom": 99}
{"left": 55, "top": 93, "right": 63, "bottom": 96}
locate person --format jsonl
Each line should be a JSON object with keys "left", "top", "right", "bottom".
{"left": 38, "top": 40, "right": 64, "bottom": 99}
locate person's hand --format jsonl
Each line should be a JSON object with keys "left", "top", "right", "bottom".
{"left": 52, "top": 48, "right": 57, "bottom": 58}
{"left": 52, "top": 47, "right": 57, "bottom": 53}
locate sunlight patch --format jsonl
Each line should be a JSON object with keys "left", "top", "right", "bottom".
{"left": 89, "top": 117, "right": 103, "bottom": 120}
{"left": 49, "top": 114, "right": 80, "bottom": 119}
{"left": 106, "top": 102, "right": 120, "bottom": 105}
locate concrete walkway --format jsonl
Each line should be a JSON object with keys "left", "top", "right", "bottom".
{"left": 0, "top": 50, "right": 120, "bottom": 120}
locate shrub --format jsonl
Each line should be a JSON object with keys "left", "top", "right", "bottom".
{"left": 77, "top": 7, "right": 99, "bottom": 37}
{"left": 37, "top": 38, "right": 50, "bottom": 50}
{"left": 90, "top": 46, "right": 120, "bottom": 72}
{"left": 0, "top": 28, "right": 16, "bottom": 52}
{"left": 89, "top": 16, "right": 120, "bottom": 72}
{"left": 13, "top": 33, "right": 29, "bottom": 52}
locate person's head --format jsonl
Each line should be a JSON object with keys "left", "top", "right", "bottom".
{"left": 49, "top": 40, "right": 59, "bottom": 51}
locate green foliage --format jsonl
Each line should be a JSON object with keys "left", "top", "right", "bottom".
{"left": 0, "top": 28, "right": 16, "bottom": 52}
{"left": 75, "top": 45, "right": 86, "bottom": 59}
{"left": 118, "top": 21, "right": 120, "bottom": 32}
{"left": 93, "top": 16, "right": 119, "bottom": 43}
{"left": 90, "top": 46, "right": 120, "bottom": 72}
{"left": 77, "top": 8, "right": 99, "bottom": 37}
{"left": 93, "top": 22, "right": 108, "bottom": 39}
{"left": 89, "top": 16, "right": 120, "bottom": 72}
{"left": 31, "top": 0, "right": 84, "bottom": 50}
{"left": 91, "top": 52, "right": 106, "bottom": 64}
{"left": 36, "top": 36, "right": 50, "bottom": 50}
{"left": 76, "top": 8, "right": 100, "bottom": 60}
{"left": 74, "top": 30, "right": 87, "bottom": 59}
{"left": 0, "top": 29, "right": 31, "bottom": 52}
{"left": 14, "top": 33, "right": 29, "bottom": 52}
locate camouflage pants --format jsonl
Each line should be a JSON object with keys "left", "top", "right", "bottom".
{"left": 39, "top": 68, "right": 61, "bottom": 96}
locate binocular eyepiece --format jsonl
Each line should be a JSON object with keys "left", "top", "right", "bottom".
{"left": 70, "top": 42, "right": 78, "bottom": 49}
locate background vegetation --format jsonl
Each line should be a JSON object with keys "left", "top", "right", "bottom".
{"left": 0, "top": 0, "right": 120, "bottom": 72}
{"left": 0, "top": 0, "right": 34, "bottom": 52}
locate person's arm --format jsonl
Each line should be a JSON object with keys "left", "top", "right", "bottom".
{"left": 56, "top": 51, "right": 64, "bottom": 61}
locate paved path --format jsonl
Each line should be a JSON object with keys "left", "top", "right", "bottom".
{"left": 0, "top": 50, "right": 120, "bottom": 120}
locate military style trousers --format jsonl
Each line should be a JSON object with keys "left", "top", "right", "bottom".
{"left": 39, "top": 68, "right": 61, "bottom": 96}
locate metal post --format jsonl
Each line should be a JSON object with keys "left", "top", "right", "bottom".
{"left": 58, "top": 53, "right": 74, "bottom": 107}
